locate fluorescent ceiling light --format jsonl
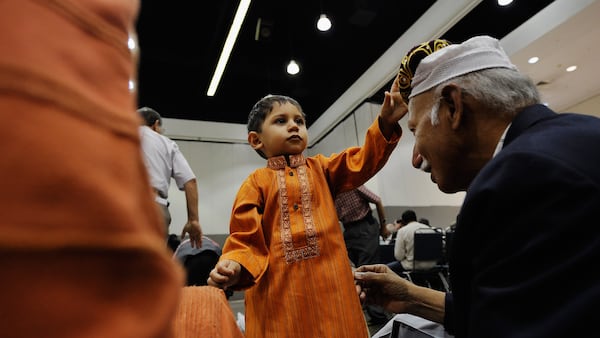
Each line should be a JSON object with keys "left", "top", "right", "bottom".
{"left": 207, "top": 0, "right": 252, "bottom": 96}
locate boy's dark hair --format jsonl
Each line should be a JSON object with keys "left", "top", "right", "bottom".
{"left": 247, "top": 95, "right": 304, "bottom": 133}
{"left": 247, "top": 95, "right": 305, "bottom": 159}
{"left": 138, "top": 106, "right": 162, "bottom": 127}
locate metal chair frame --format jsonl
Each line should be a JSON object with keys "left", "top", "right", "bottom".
{"left": 403, "top": 227, "right": 450, "bottom": 292}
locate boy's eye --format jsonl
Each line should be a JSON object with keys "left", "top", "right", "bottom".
{"left": 275, "top": 118, "right": 286, "bottom": 124}
{"left": 295, "top": 118, "right": 305, "bottom": 125}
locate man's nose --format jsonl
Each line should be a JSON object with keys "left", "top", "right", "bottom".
{"left": 412, "top": 146, "right": 423, "bottom": 169}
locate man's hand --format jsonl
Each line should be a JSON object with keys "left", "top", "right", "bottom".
{"left": 354, "top": 264, "right": 413, "bottom": 313}
{"left": 380, "top": 223, "right": 392, "bottom": 239}
{"left": 181, "top": 220, "right": 202, "bottom": 248}
{"left": 355, "top": 264, "right": 447, "bottom": 323}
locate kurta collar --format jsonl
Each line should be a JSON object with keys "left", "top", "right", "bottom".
{"left": 267, "top": 154, "right": 306, "bottom": 169}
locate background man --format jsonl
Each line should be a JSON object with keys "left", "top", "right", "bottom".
{"left": 391, "top": 210, "right": 433, "bottom": 273}
{"left": 335, "top": 184, "right": 391, "bottom": 324}
{"left": 139, "top": 107, "right": 202, "bottom": 247}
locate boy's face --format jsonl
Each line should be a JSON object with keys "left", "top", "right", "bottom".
{"left": 248, "top": 102, "right": 308, "bottom": 158}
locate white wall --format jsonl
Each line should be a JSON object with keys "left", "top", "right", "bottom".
{"left": 166, "top": 140, "right": 264, "bottom": 235}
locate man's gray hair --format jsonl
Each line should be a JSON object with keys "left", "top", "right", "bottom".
{"left": 427, "top": 67, "right": 540, "bottom": 124}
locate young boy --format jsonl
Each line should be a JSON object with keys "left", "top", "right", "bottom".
{"left": 208, "top": 81, "right": 407, "bottom": 337}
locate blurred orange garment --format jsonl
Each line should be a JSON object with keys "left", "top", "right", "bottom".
{"left": 0, "top": 0, "right": 184, "bottom": 337}
{"left": 173, "top": 287, "right": 244, "bottom": 338}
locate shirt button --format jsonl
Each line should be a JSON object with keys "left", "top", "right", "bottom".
{"left": 293, "top": 204, "right": 299, "bottom": 211}
{"left": 289, "top": 171, "right": 294, "bottom": 176}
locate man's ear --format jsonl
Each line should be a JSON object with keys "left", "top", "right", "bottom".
{"left": 248, "top": 131, "right": 263, "bottom": 151}
{"left": 151, "top": 120, "right": 161, "bottom": 133}
{"left": 441, "top": 84, "right": 464, "bottom": 130}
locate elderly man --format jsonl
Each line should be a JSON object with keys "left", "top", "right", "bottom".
{"left": 355, "top": 36, "right": 600, "bottom": 337}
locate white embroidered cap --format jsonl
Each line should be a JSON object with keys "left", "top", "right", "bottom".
{"left": 409, "top": 35, "right": 518, "bottom": 99}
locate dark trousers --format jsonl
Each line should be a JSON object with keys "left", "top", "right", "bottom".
{"left": 343, "top": 213, "right": 380, "bottom": 267}
{"left": 156, "top": 202, "right": 171, "bottom": 230}
{"left": 343, "top": 213, "right": 388, "bottom": 323}
{"left": 387, "top": 260, "right": 406, "bottom": 275}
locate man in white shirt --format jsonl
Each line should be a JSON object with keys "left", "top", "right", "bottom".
{"left": 138, "top": 107, "right": 202, "bottom": 247}
{"left": 392, "top": 210, "right": 433, "bottom": 271}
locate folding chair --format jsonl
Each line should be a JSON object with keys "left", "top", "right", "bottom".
{"left": 403, "top": 228, "right": 450, "bottom": 292}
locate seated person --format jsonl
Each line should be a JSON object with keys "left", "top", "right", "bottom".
{"left": 387, "top": 210, "right": 433, "bottom": 274}
{"left": 381, "top": 219, "right": 404, "bottom": 244}
{"left": 167, "top": 233, "right": 182, "bottom": 252}
{"left": 174, "top": 235, "right": 222, "bottom": 287}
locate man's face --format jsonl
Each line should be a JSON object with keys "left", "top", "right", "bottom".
{"left": 407, "top": 91, "right": 469, "bottom": 193}
{"left": 249, "top": 102, "right": 308, "bottom": 158}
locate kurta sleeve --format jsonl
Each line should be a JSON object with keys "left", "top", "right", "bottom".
{"left": 220, "top": 175, "right": 270, "bottom": 289}
{"left": 321, "top": 117, "right": 401, "bottom": 195}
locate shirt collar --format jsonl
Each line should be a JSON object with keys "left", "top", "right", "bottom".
{"left": 267, "top": 154, "right": 306, "bottom": 169}
{"left": 492, "top": 123, "right": 511, "bottom": 158}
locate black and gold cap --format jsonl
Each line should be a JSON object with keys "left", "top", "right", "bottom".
{"left": 397, "top": 39, "right": 452, "bottom": 103}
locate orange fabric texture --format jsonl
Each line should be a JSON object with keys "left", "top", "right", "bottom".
{"left": 0, "top": 1, "right": 184, "bottom": 337}
{"left": 221, "top": 118, "right": 400, "bottom": 338}
{"left": 173, "top": 287, "right": 244, "bottom": 338}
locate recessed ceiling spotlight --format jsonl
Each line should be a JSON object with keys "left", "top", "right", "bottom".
{"left": 498, "top": 0, "right": 513, "bottom": 6}
{"left": 317, "top": 14, "right": 332, "bottom": 31}
{"left": 287, "top": 60, "right": 300, "bottom": 75}
{"left": 528, "top": 56, "right": 539, "bottom": 64}
{"left": 566, "top": 65, "right": 577, "bottom": 72}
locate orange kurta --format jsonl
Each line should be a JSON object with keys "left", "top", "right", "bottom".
{"left": 0, "top": 1, "right": 184, "bottom": 337}
{"left": 221, "top": 118, "right": 400, "bottom": 338}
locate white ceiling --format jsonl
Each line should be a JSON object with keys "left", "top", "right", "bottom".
{"left": 307, "top": 0, "right": 600, "bottom": 144}
{"left": 509, "top": 0, "right": 600, "bottom": 117}
{"left": 163, "top": 0, "right": 600, "bottom": 144}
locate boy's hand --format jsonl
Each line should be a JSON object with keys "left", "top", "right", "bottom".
{"left": 207, "top": 259, "right": 242, "bottom": 290}
{"left": 379, "top": 75, "right": 409, "bottom": 139}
